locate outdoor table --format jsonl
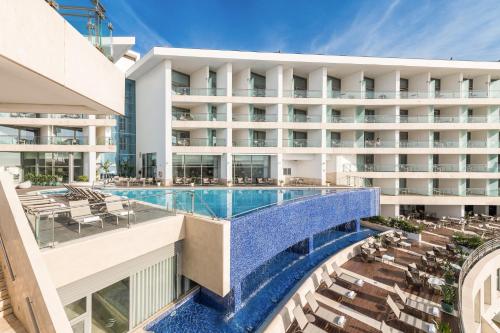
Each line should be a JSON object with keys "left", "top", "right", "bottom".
{"left": 428, "top": 277, "right": 445, "bottom": 288}
{"left": 400, "top": 241, "right": 411, "bottom": 248}
{"left": 382, "top": 254, "right": 395, "bottom": 263}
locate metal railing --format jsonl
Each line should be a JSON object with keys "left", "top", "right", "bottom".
{"left": 283, "top": 139, "right": 321, "bottom": 148}
{"left": 287, "top": 114, "right": 322, "bottom": 123}
{"left": 26, "top": 297, "right": 40, "bottom": 333}
{"left": 458, "top": 236, "right": 500, "bottom": 333}
{"left": 0, "top": 233, "right": 15, "bottom": 281}
{"left": 283, "top": 89, "right": 322, "bottom": 98}
{"left": 172, "top": 87, "right": 227, "bottom": 96}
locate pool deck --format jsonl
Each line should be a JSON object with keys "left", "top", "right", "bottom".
{"left": 285, "top": 226, "right": 462, "bottom": 333}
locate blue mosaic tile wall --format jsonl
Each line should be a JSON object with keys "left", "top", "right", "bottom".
{"left": 229, "top": 188, "right": 379, "bottom": 292}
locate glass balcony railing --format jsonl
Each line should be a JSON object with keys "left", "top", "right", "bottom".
{"left": 0, "top": 135, "right": 111, "bottom": 145}
{"left": 433, "top": 188, "right": 460, "bottom": 196}
{"left": 364, "top": 115, "right": 398, "bottom": 123}
{"left": 232, "top": 114, "right": 278, "bottom": 122}
{"left": 96, "top": 137, "right": 114, "bottom": 145}
{"left": 398, "top": 140, "right": 430, "bottom": 148}
{"left": 172, "top": 138, "right": 226, "bottom": 147}
{"left": 232, "top": 139, "right": 277, "bottom": 147}
{"left": 466, "top": 116, "right": 489, "bottom": 123}
{"left": 432, "top": 164, "right": 460, "bottom": 172}
{"left": 326, "top": 89, "right": 498, "bottom": 99}
{"left": 466, "top": 164, "right": 489, "bottom": 172}
{"left": 328, "top": 140, "right": 355, "bottom": 148}
{"left": 287, "top": 114, "right": 322, "bottom": 123}
{"left": 284, "top": 139, "right": 321, "bottom": 148}
{"left": 467, "top": 140, "right": 488, "bottom": 148}
{"left": 433, "top": 141, "right": 460, "bottom": 148}
{"left": 232, "top": 89, "right": 278, "bottom": 97}
{"left": 396, "top": 188, "right": 430, "bottom": 196}
{"left": 172, "top": 113, "right": 226, "bottom": 121}
{"left": 328, "top": 115, "right": 355, "bottom": 123}
{"left": 283, "top": 90, "right": 322, "bottom": 98}
{"left": 363, "top": 140, "right": 397, "bottom": 148}
{"left": 466, "top": 188, "right": 487, "bottom": 196}
{"left": 357, "top": 164, "right": 397, "bottom": 172}
{"left": 398, "top": 164, "right": 429, "bottom": 172}
{"left": 172, "top": 87, "right": 227, "bottom": 96}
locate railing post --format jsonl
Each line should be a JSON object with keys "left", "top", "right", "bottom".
{"left": 191, "top": 192, "right": 195, "bottom": 214}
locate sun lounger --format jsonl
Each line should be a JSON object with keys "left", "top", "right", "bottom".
{"left": 21, "top": 198, "right": 56, "bottom": 206}
{"left": 292, "top": 305, "right": 327, "bottom": 333}
{"left": 105, "top": 197, "right": 135, "bottom": 225}
{"left": 380, "top": 321, "right": 401, "bottom": 333}
{"left": 69, "top": 200, "right": 103, "bottom": 233}
{"left": 321, "top": 271, "right": 356, "bottom": 301}
{"left": 331, "top": 262, "right": 365, "bottom": 287}
{"left": 386, "top": 295, "right": 436, "bottom": 333}
{"left": 305, "top": 291, "right": 346, "bottom": 329}
{"left": 394, "top": 284, "right": 440, "bottom": 318}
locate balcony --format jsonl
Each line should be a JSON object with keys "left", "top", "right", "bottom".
{"left": 284, "top": 139, "right": 321, "bottom": 148}
{"left": 172, "top": 138, "right": 226, "bottom": 147}
{"left": 232, "top": 114, "right": 277, "bottom": 122}
{"left": 363, "top": 140, "right": 397, "bottom": 148}
{"left": 328, "top": 140, "right": 355, "bottom": 148}
{"left": 398, "top": 140, "right": 430, "bottom": 148}
{"left": 172, "top": 87, "right": 227, "bottom": 96}
{"left": 287, "top": 114, "right": 321, "bottom": 123}
{"left": 172, "top": 112, "right": 227, "bottom": 121}
{"left": 433, "top": 141, "right": 460, "bottom": 148}
{"left": 398, "top": 164, "right": 429, "bottom": 172}
{"left": 328, "top": 115, "right": 355, "bottom": 123}
{"left": 356, "top": 164, "right": 397, "bottom": 172}
{"left": 432, "top": 164, "right": 460, "bottom": 172}
{"left": 466, "top": 164, "right": 489, "bottom": 172}
{"left": 232, "top": 139, "right": 277, "bottom": 147}
{"left": 326, "top": 90, "right": 498, "bottom": 99}
{"left": 283, "top": 90, "right": 322, "bottom": 98}
{"left": 467, "top": 140, "right": 488, "bottom": 148}
{"left": 0, "top": 135, "right": 113, "bottom": 145}
{"left": 232, "top": 89, "right": 278, "bottom": 97}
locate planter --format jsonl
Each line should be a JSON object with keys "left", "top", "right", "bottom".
{"left": 441, "top": 301, "right": 454, "bottom": 314}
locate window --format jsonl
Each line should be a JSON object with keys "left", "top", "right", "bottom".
{"left": 251, "top": 72, "right": 266, "bottom": 90}
{"left": 172, "top": 70, "right": 190, "bottom": 88}
{"left": 400, "top": 78, "right": 409, "bottom": 91}
{"left": 283, "top": 168, "right": 292, "bottom": 176}
{"left": 92, "top": 278, "right": 129, "bottom": 333}
{"left": 327, "top": 76, "right": 341, "bottom": 95}
{"left": 364, "top": 77, "right": 375, "bottom": 92}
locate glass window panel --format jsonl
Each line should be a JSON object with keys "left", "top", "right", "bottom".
{"left": 92, "top": 278, "right": 129, "bottom": 333}
{"left": 172, "top": 70, "right": 190, "bottom": 87}
{"left": 64, "top": 297, "right": 86, "bottom": 321}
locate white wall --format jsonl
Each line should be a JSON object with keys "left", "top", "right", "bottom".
{"left": 135, "top": 60, "right": 171, "bottom": 182}
{"left": 191, "top": 66, "right": 209, "bottom": 89}
{"left": 266, "top": 65, "right": 283, "bottom": 97}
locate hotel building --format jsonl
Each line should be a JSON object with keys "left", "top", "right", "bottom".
{"left": 128, "top": 48, "right": 500, "bottom": 218}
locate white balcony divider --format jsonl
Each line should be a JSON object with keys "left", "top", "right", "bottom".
{"left": 130, "top": 256, "right": 178, "bottom": 328}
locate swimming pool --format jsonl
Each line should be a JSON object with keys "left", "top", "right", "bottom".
{"left": 104, "top": 188, "right": 344, "bottom": 220}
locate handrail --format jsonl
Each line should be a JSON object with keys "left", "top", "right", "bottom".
{"left": 457, "top": 236, "right": 500, "bottom": 333}
{"left": 0, "top": 233, "right": 15, "bottom": 281}
{"left": 26, "top": 296, "right": 41, "bottom": 333}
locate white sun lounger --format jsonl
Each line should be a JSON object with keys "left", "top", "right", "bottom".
{"left": 331, "top": 262, "right": 365, "bottom": 287}
{"left": 305, "top": 291, "right": 346, "bottom": 329}
{"left": 70, "top": 200, "right": 103, "bottom": 233}
{"left": 321, "top": 271, "right": 356, "bottom": 301}
{"left": 386, "top": 295, "right": 436, "bottom": 333}
{"left": 394, "top": 284, "right": 440, "bottom": 318}
{"left": 292, "top": 305, "right": 327, "bottom": 333}
{"left": 105, "top": 196, "right": 135, "bottom": 225}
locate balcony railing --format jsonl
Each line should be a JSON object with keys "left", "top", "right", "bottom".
{"left": 328, "top": 140, "right": 355, "bottom": 148}
{"left": 398, "top": 164, "right": 429, "bottom": 172}
{"left": 432, "top": 164, "right": 460, "bottom": 172}
{"left": 328, "top": 115, "right": 355, "bottom": 123}
{"left": 172, "top": 112, "right": 227, "bottom": 121}
{"left": 172, "top": 138, "right": 226, "bottom": 147}
{"left": 284, "top": 139, "right": 321, "bottom": 148}
{"left": 288, "top": 114, "right": 322, "bottom": 123}
{"left": 433, "top": 141, "right": 460, "bottom": 148}
{"left": 398, "top": 140, "right": 430, "bottom": 148}
{"left": 357, "top": 164, "right": 397, "bottom": 172}
{"left": 283, "top": 90, "right": 322, "bottom": 98}
{"left": 0, "top": 136, "right": 113, "bottom": 145}
{"left": 466, "top": 188, "right": 487, "bottom": 196}
{"left": 466, "top": 164, "right": 489, "bottom": 172}
{"left": 363, "top": 140, "right": 397, "bottom": 148}
{"left": 172, "top": 87, "right": 227, "bottom": 96}
{"left": 232, "top": 139, "right": 277, "bottom": 147}
{"left": 232, "top": 114, "right": 278, "bottom": 122}
{"left": 0, "top": 113, "right": 90, "bottom": 119}
{"left": 232, "top": 89, "right": 278, "bottom": 97}
{"left": 467, "top": 140, "right": 488, "bottom": 148}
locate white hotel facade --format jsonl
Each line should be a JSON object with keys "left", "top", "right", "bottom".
{"left": 128, "top": 48, "right": 500, "bottom": 218}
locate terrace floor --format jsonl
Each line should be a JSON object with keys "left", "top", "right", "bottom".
{"left": 286, "top": 225, "right": 461, "bottom": 333}
{"left": 19, "top": 192, "right": 175, "bottom": 248}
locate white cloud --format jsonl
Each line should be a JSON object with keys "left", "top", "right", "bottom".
{"left": 311, "top": 0, "right": 500, "bottom": 60}
{"left": 107, "top": 0, "right": 170, "bottom": 53}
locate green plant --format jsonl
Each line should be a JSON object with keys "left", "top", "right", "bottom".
{"left": 366, "top": 216, "right": 424, "bottom": 234}
{"left": 441, "top": 284, "right": 456, "bottom": 313}
{"left": 453, "top": 233, "right": 484, "bottom": 249}
{"left": 100, "top": 160, "right": 112, "bottom": 174}
{"left": 442, "top": 262, "right": 455, "bottom": 284}
{"left": 76, "top": 175, "right": 89, "bottom": 182}
{"left": 433, "top": 320, "right": 452, "bottom": 333}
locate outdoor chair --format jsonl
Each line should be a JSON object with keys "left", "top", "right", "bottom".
{"left": 385, "top": 295, "right": 436, "bottom": 333}
{"left": 292, "top": 305, "right": 327, "bottom": 333}
{"left": 69, "top": 200, "right": 103, "bottom": 233}
{"left": 320, "top": 270, "right": 356, "bottom": 302}
{"left": 105, "top": 196, "right": 136, "bottom": 225}
{"left": 305, "top": 291, "right": 346, "bottom": 329}
{"left": 394, "top": 284, "right": 440, "bottom": 318}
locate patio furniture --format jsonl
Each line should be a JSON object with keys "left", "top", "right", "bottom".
{"left": 244, "top": 177, "right": 253, "bottom": 185}
{"left": 256, "top": 178, "right": 265, "bottom": 185}
{"left": 210, "top": 178, "right": 219, "bottom": 185}
{"left": 305, "top": 291, "right": 346, "bottom": 329}
{"left": 174, "top": 177, "right": 184, "bottom": 185}
{"left": 236, "top": 177, "right": 244, "bottom": 185}
{"left": 321, "top": 271, "right": 356, "bottom": 302}
{"left": 292, "top": 305, "right": 327, "bottom": 333}
{"left": 386, "top": 295, "right": 436, "bottom": 333}
{"left": 202, "top": 178, "right": 211, "bottom": 186}
{"left": 105, "top": 197, "right": 136, "bottom": 225}
{"left": 407, "top": 263, "right": 419, "bottom": 275}
{"left": 382, "top": 254, "right": 395, "bottom": 264}
{"left": 399, "top": 241, "right": 411, "bottom": 248}
{"left": 69, "top": 200, "right": 103, "bottom": 233}
{"left": 433, "top": 246, "right": 448, "bottom": 257}
{"left": 405, "top": 271, "right": 423, "bottom": 290}
{"left": 331, "top": 262, "right": 365, "bottom": 287}
{"left": 394, "top": 284, "right": 440, "bottom": 318}
{"left": 361, "top": 250, "right": 375, "bottom": 263}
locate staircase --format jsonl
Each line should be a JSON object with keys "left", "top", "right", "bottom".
{"left": 0, "top": 271, "right": 25, "bottom": 333}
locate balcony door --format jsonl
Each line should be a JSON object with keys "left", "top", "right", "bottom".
{"left": 142, "top": 153, "right": 157, "bottom": 178}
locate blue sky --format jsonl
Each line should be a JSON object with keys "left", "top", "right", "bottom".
{"left": 71, "top": 0, "right": 500, "bottom": 60}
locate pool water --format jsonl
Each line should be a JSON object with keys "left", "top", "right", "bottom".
{"left": 147, "top": 228, "right": 377, "bottom": 333}
{"left": 105, "top": 188, "right": 336, "bottom": 219}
